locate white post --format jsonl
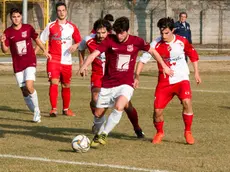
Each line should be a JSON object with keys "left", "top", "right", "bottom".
{"left": 22, "top": 0, "right": 28, "bottom": 24}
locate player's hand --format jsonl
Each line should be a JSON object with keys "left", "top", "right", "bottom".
{"left": 133, "top": 74, "right": 140, "bottom": 89}
{"left": 195, "top": 72, "right": 201, "bottom": 85}
{"left": 0, "top": 34, "right": 6, "bottom": 43}
{"left": 77, "top": 66, "right": 88, "bottom": 78}
{"left": 44, "top": 50, "right": 52, "bottom": 60}
{"left": 68, "top": 44, "right": 78, "bottom": 53}
{"left": 163, "top": 66, "right": 174, "bottom": 78}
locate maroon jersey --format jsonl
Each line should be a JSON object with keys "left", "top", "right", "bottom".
{"left": 4, "top": 24, "right": 38, "bottom": 73}
{"left": 97, "top": 34, "right": 150, "bottom": 88}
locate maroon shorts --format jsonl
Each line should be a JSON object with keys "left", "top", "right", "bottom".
{"left": 47, "top": 61, "right": 72, "bottom": 84}
{"left": 154, "top": 80, "right": 192, "bottom": 109}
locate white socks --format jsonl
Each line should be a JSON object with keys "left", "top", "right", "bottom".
{"left": 103, "top": 109, "right": 123, "bottom": 135}
{"left": 24, "top": 90, "right": 40, "bottom": 112}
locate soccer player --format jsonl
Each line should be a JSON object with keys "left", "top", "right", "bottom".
{"left": 37, "top": 2, "right": 81, "bottom": 117}
{"left": 78, "top": 16, "right": 173, "bottom": 147}
{"left": 0, "top": 8, "right": 50, "bottom": 123}
{"left": 78, "top": 18, "right": 145, "bottom": 138}
{"left": 137, "top": 17, "right": 201, "bottom": 144}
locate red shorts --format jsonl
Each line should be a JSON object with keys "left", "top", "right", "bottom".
{"left": 154, "top": 80, "right": 192, "bottom": 109}
{"left": 91, "top": 73, "right": 103, "bottom": 90}
{"left": 47, "top": 61, "right": 72, "bottom": 84}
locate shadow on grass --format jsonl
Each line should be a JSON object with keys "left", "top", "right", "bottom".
{"left": 219, "top": 106, "right": 230, "bottom": 110}
{"left": 0, "top": 105, "right": 30, "bottom": 114}
{"left": 0, "top": 123, "right": 136, "bottom": 143}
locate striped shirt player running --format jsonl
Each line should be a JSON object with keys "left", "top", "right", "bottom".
{"left": 0, "top": 8, "right": 51, "bottom": 123}
{"left": 78, "top": 18, "right": 145, "bottom": 139}
{"left": 137, "top": 17, "right": 201, "bottom": 145}
{"left": 37, "top": 2, "right": 81, "bottom": 117}
{"left": 79, "top": 17, "right": 173, "bottom": 147}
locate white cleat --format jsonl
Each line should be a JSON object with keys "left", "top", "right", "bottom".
{"left": 33, "top": 108, "right": 41, "bottom": 123}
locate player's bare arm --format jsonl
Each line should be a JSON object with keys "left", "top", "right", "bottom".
{"left": 148, "top": 47, "right": 174, "bottom": 77}
{"left": 78, "top": 50, "right": 100, "bottom": 76}
{"left": 134, "top": 61, "right": 145, "bottom": 89}
{"left": 35, "top": 38, "right": 51, "bottom": 59}
{"left": 192, "top": 61, "right": 201, "bottom": 84}
{"left": 0, "top": 34, "right": 9, "bottom": 53}
{"left": 78, "top": 49, "right": 85, "bottom": 67}
{"left": 68, "top": 43, "right": 79, "bottom": 53}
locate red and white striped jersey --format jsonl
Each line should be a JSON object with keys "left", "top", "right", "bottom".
{"left": 140, "top": 35, "right": 199, "bottom": 84}
{"left": 40, "top": 20, "right": 81, "bottom": 65}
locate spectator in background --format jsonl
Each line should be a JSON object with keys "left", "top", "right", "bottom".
{"left": 174, "top": 12, "right": 192, "bottom": 62}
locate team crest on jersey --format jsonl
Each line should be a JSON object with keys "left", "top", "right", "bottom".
{"left": 21, "top": 31, "right": 27, "bottom": 38}
{"left": 127, "top": 44, "right": 133, "bottom": 52}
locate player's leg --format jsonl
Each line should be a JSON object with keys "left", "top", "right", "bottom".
{"left": 91, "top": 108, "right": 107, "bottom": 148}
{"left": 61, "top": 64, "right": 75, "bottom": 116}
{"left": 98, "top": 85, "right": 133, "bottom": 145}
{"left": 124, "top": 101, "right": 145, "bottom": 138}
{"left": 47, "top": 61, "right": 60, "bottom": 117}
{"left": 16, "top": 67, "right": 41, "bottom": 123}
{"left": 152, "top": 83, "right": 173, "bottom": 144}
{"left": 179, "top": 80, "right": 194, "bottom": 144}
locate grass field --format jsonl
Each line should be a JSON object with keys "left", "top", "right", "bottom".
{"left": 0, "top": 61, "right": 230, "bottom": 172}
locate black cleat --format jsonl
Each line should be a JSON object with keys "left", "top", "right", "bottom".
{"left": 135, "top": 129, "right": 145, "bottom": 138}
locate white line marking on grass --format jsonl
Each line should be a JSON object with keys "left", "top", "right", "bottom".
{"left": 0, "top": 154, "right": 169, "bottom": 172}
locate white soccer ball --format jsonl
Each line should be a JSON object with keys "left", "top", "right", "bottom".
{"left": 71, "top": 135, "right": 90, "bottom": 153}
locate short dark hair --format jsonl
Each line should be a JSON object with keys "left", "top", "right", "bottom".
{"left": 56, "top": 2, "right": 67, "bottom": 11}
{"left": 179, "top": 12, "right": 188, "bottom": 18}
{"left": 93, "top": 18, "right": 112, "bottom": 32}
{"left": 10, "top": 8, "right": 22, "bottom": 16}
{"left": 157, "top": 17, "right": 174, "bottom": 31}
{"left": 104, "top": 14, "right": 114, "bottom": 22}
{"left": 113, "top": 16, "right": 129, "bottom": 33}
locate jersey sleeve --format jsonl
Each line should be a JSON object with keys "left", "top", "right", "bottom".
{"left": 29, "top": 25, "right": 38, "bottom": 41}
{"left": 184, "top": 38, "right": 199, "bottom": 62}
{"left": 139, "top": 41, "right": 156, "bottom": 64}
{"left": 40, "top": 24, "right": 50, "bottom": 44}
{"left": 72, "top": 25, "right": 81, "bottom": 44}
{"left": 136, "top": 37, "right": 150, "bottom": 51}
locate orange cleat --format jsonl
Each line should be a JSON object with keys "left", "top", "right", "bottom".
{"left": 184, "top": 131, "right": 195, "bottom": 145}
{"left": 49, "top": 109, "right": 57, "bottom": 117}
{"left": 152, "top": 132, "right": 164, "bottom": 144}
{"left": 62, "top": 109, "right": 76, "bottom": 116}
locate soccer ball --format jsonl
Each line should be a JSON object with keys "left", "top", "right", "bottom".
{"left": 71, "top": 135, "right": 90, "bottom": 153}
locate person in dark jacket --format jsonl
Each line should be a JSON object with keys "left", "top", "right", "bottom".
{"left": 174, "top": 12, "right": 192, "bottom": 62}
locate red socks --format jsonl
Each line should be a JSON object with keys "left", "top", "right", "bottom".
{"left": 62, "top": 87, "right": 70, "bottom": 110}
{"left": 183, "top": 113, "right": 193, "bottom": 131}
{"left": 49, "top": 84, "right": 58, "bottom": 109}
{"left": 125, "top": 107, "right": 140, "bottom": 130}
{"left": 154, "top": 121, "right": 164, "bottom": 133}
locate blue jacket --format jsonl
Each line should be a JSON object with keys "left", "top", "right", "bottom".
{"left": 174, "top": 21, "right": 192, "bottom": 43}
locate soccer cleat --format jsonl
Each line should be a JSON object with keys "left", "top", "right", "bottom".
{"left": 90, "top": 134, "right": 100, "bottom": 148}
{"left": 184, "top": 131, "right": 195, "bottom": 145}
{"left": 152, "top": 132, "right": 164, "bottom": 144}
{"left": 98, "top": 133, "right": 107, "bottom": 145}
{"left": 62, "top": 109, "right": 76, "bottom": 116}
{"left": 135, "top": 128, "right": 145, "bottom": 138}
{"left": 49, "top": 109, "right": 58, "bottom": 117}
{"left": 33, "top": 108, "right": 41, "bottom": 123}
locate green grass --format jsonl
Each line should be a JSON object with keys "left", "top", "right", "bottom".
{"left": 0, "top": 67, "right": 230, "bottom": 172}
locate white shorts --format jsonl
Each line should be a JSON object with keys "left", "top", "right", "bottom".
{"left": 96, "top": 84, "right": 134, "bottom": 108}
{"left": 15, "top": 67, "right": 36, "bottom": 87}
